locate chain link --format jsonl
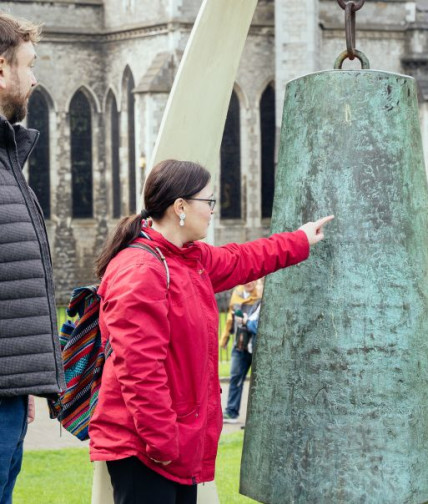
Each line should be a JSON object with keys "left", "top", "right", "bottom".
{"left": 337, "top": 0, "right": 365, "bottom": 12}
{"left": 334, "top": 49, "right": 370, "bottom": 70}
{"left": 337, "top": 0, "right": 366, "bottom": 61}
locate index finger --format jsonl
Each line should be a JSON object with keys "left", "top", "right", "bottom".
{"left": 315, "top": 215, "right": 335, "bottom": 228}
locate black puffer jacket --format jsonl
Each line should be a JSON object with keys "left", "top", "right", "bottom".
{"left": 0, "top": 116, "right": 65, "bottom": 398}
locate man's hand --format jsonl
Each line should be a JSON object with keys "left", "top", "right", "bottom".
{"left": 27, "top": 395, "right": 35, "bottom": 424}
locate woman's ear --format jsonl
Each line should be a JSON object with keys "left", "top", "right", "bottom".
{"left": 172, "top": 198, "right": 185, "bottom": 217}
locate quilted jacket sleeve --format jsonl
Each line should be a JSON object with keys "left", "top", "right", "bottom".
{"left": 100, "top": 261, "right": 178, "bottom": 462}
{"left": 200, "top": 230, "right": 310, "bottom": 293}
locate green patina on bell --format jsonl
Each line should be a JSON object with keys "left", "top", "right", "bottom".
{"left": 240, "top": 59, "right": 428, "bottom": 503}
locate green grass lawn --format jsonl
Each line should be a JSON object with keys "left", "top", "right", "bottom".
{"left": 14, "top": 449, "right": 92, "bottom": 504}
{"left": 216, "top": 432, "right": 257, "bottom": 504}
{"left": 14, "top": 432, "right": 256, "bottom": 504}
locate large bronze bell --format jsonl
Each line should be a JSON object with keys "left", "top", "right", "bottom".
{"left": 240, "top": 44, "right": 428, "bottom": 504}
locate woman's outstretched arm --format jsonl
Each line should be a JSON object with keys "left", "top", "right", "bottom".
{"left": 201, "top": 216, "right": 334, "bottom": 293}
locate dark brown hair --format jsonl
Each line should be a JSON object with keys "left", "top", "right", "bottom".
{"left": 0, "top": 12, "right": 42, "bottom": 63}
{"left": 95, "top": 159, "right": 211, "bottom": 278}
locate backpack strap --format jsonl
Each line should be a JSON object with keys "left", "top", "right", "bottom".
{"left": 127, "top": 242, "right": 170, "bottom": 289}
{"left": 67, "top": 285, "right": 99, "bottom": 317}
{"left": 106, "top": 242, "right": 170, "bottom": 361}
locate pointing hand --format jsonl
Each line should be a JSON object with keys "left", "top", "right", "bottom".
{"left": 299, "top": 215, "right": 335, "bottom": 245}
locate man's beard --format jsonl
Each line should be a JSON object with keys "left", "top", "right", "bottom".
{"left": 2, "top": 91, "right": 29, "bottom": 124}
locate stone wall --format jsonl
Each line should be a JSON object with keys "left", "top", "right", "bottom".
{"left": 1, "top": 0, "right": 103, "bottom": 31}
{"left": 103, "top": 0, "right": 168, "bottom": 30}
{"left": 0, "top": 0, "right": 427, "bottom": 303}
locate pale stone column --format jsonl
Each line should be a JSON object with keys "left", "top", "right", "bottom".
{"left": 119, "top": 98, "right": 130, "bottom": 217}
{"left": 141, "top": 94, "right": 169, "bottom": 171}
{"left": 134, "top": 92, "right": 169, "bottom": 210}
{"left": 244, "top": 96, "right": 260, "bottom": 234}
{"left": 52, "top": 111, "right": 78, "bottom": 304}
{"left": 275, "top": 0, "right": 320, "bottom": 126}
{"left": 93, "top": 110, "right": 110, "bottom": 256}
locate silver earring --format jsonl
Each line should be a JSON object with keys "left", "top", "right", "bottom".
{"left": 179, "top": 212, "right": 186, "bottom": 227}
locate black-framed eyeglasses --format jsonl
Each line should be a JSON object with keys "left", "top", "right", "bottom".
{"left": 186, "top": 198, "right": 216, "bottom": 211}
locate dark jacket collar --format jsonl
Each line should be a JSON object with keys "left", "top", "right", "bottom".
{"left": 0, "top": 115, "right": 39, "bottom": 168}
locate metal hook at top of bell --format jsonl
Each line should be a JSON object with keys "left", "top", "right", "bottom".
{"left": 335, "top": 0, "right": 370, "bottom": 68}
{"left": 337, "top": 0, "right": 366, "bottom": 12}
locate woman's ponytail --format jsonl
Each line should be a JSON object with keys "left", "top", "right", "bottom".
{"left": 95, "top": 213, "right": 144, "bottom": 279}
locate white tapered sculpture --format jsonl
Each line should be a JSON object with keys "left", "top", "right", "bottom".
{"left": 92, "top": 1, "right": 258, "bottom": 502}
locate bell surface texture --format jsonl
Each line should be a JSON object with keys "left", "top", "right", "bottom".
{"left": 240, "top": 69, "right": 428, "bottom": 504}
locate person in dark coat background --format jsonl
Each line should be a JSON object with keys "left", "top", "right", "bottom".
{"left": 0, "top": 12, "right": 65, "bottom": 504}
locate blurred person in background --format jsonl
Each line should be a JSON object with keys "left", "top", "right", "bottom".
{"left": 220, "top": 281, "right": 261, "bottom": 423}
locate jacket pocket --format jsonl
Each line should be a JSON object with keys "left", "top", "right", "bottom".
{"left": 168, "top": 402, "right": 203, "bottom": 479}
{"left": 173, "top": 402, "right": 199, "bottom": 420}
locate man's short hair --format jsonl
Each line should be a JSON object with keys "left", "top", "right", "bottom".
{"left": 0, "top": 12, "right": 41, "bottom": 63}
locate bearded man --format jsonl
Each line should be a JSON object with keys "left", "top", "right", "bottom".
{"left": 0, "top": 13, "right": 65, "bottom": 503}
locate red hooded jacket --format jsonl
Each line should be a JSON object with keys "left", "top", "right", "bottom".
{"left": 89, "top": 226, "right": 309, "bottom": 485}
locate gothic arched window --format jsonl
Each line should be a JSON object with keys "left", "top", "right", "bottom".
{"left": 27, "top": 90, "right": 50, "bottom": 218}
{"left": 125, "top": 71, "right": 136, "bottom": 214}
{"left": 70, "top": 91, "right": 93, "bottom": 218}
{"left": 260, "top": 84, "right": 276, "bottom": 219}
{"left": 220, "top": 90, "right": 241, "bottom": 219}
{"left": 108, "top": 93, "right": 121, "bottom": 218}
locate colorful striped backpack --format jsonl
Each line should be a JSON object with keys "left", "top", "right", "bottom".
{"left": 48, "top": 242, "right": 170, "bottom": 441}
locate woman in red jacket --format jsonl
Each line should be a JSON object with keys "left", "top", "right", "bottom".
{"left": 89, "top": 159, "right": 333, "bottom": 504}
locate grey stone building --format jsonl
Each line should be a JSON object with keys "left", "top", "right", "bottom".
{"left": 1, "top": 0, "right": 427, "bottom": 303}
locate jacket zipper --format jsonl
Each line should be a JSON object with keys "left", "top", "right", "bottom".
{"left": 7, "top": 129, "right": 64, "bottom": 392}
